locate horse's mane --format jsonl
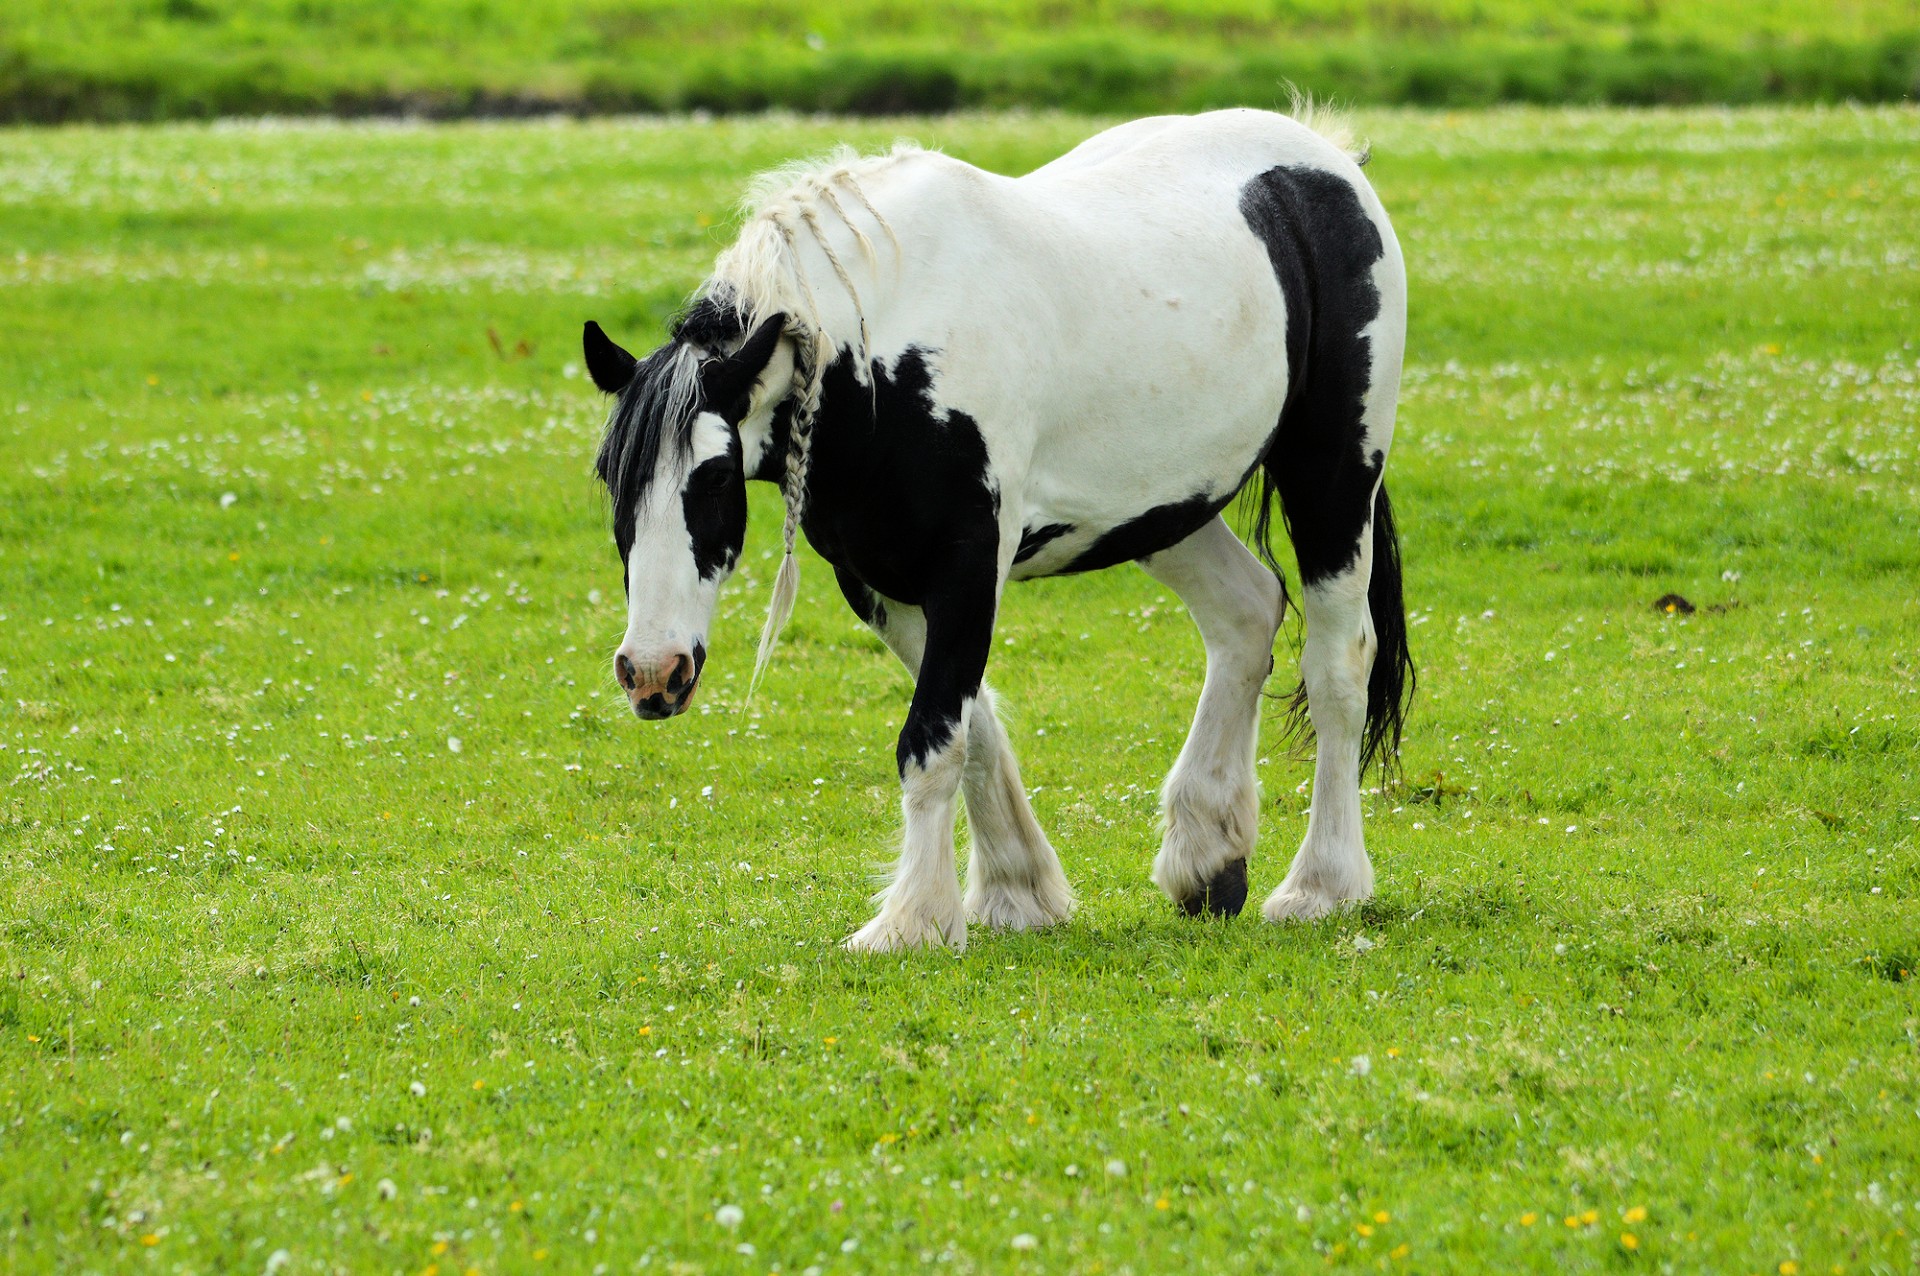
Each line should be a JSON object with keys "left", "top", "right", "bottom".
{"left": 696, "top": 144, "right": 915, "bottom": 698}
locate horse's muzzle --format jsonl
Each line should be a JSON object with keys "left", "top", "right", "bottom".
{"left": 615, "top": 644, "right": 704, "bottom": 720}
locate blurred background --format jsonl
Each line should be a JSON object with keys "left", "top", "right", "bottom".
{"left": 5, "top": 0, "right": 1917, "bottom": 123}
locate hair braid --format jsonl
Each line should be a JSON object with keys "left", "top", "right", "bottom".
{"left": 747, "top": 312, "right": 829, "bottom": 703}
{"left": 733, "top": 159, "right": 902, "bottom": 703}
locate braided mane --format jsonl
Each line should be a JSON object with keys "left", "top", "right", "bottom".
{"left": 698, "top": 144, "right": 912, "bottom": 699}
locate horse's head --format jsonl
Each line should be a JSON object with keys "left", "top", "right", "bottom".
{"left": 585, "top": 309, "right": 789, "bottom": 719}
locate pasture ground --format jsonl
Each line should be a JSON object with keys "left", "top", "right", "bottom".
{"left": 2, "top": 107, "right": 1918, "bottom": 1273}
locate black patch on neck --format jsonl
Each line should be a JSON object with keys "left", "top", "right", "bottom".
{"left": 797, "top": 346, "right": 999, "bottom": 607}
{"left": 1238, "top": 163, "right": 1386, "bottom": 585}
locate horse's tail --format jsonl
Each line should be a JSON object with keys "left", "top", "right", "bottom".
{"left": 1360, "top": 482, "right": 1414, "bottom": 779}
{"left": 1250, "top": 477, "right": 1414, "bottom": 783}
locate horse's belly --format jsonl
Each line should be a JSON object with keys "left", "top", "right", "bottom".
{"left": 1007, "top": 391, "right": 1281, "bottom": 580}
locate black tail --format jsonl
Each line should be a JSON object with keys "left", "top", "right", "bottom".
{"left": 1252, "top": 479, "right": 1415, "bottom": 784}
{"left": 1361, "top": 484, "right": 1414, "bottom": 780}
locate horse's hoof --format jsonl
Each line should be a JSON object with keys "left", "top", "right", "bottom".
{"left": 843, "top": 908, "right": 966, "bottom": 954}
{"left": 966, "top": 879, "right": 1075, "bottom": 932}
{"left": 1261, "top": 883, "right": 1359, "bottom": 923}
{"left": 1176, "top": 857, "right": 1248, "bottom": 918}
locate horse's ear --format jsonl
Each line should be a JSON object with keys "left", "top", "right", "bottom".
{"left": 582, "top": 320, "right": 637, "bottom": 394}
{"left": 700, "top": 313, "right": 788, "bottom": 404}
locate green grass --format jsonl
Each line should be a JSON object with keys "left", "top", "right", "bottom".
{"left": 2, "top": 105, "right": 1918, "bottom": 1273}
{"left": 4, "top": 0, "right": 1920, "bottom": 121}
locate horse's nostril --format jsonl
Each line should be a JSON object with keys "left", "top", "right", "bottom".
{"left": 665, "top": 652, "right": 693, "bottom": 695}
{"left": 615, "top": 652, "right": 637, "bottom": 691}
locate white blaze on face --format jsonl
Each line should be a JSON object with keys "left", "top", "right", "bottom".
{"left": 618, "top": 411, "right": 736, "bottom": 682}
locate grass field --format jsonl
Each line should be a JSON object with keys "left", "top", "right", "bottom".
{"left": 3, "top": 105, "right": 1919, "bottom": 1272}
{"left": 6, "top": 0, "right": 1920, "bottom": 121}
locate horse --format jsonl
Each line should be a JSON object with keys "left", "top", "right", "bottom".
{"left": 583, "top": 105, "right": 1413, "bottom": 953}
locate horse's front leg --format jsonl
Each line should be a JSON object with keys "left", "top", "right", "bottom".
{"left": 844, "top": 570, "right": 998, "bottom": 954}
{"left": 834, "top": 567, "right": 1073, "bottom": 936}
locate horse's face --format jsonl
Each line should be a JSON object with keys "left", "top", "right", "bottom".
{"left": 585, "top": 315, "right": 786, "bottom": 719}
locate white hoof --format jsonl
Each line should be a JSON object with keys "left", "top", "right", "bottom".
{"left": 965, "top": 875, "right": 1075, "bottom": 933}
{"left": 1262, "top": 883, "right": 1363, "bottom": 924}
{"left": 843, "top": 903, "right": 967, "bottom": 954}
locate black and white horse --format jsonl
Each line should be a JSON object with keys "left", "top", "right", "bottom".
{"left": 584, "top": 106, "right": 1413, "bottom": 952}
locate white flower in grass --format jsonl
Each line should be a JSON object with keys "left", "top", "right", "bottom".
{"left": 408, "top": 1081, "right": 425, "bottom": 1097}
{"left": 715, "top": 1204, "right": 743, "bottom": 1230}
{"left": 219, "top": 492, "right": 238, "bottom": 508}
{"left": 1105, "top": 1159, "right": 1127, "bottom": 1178}
{"left": 1010, "top": 1233, "right": 1038, "bottom": 1251}
{"left": 1350, "top": 1055, "right": 1372, "bottom": 1077}
{"left": 376, "top": 1178, "right": 397, "bottom": 1200}
{"left": 446, "top": 737, "right": 462, "bottom": 754}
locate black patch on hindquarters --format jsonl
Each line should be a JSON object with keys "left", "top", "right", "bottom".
{"left": 1014, "top": 522, "right": 1074, "bottom": 565}
{"left": 798, "top": 346, "right": 1002, "bottom": 775}
{"left": 1237, "top": 163, "right": 1385, "bottom": 587}
{"left": 1177, "top": 858, "right": 1249, "bottom": 919}
{"left": 1240, "top": 165, "right": 1415, "bottom": 779}
{"left": 1062, "top": 491, "right": 1229, "bottom": 575}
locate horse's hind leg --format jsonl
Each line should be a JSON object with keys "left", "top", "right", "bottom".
{"left": 835, "top": 570, "right": 1072, "bottom": 937}
{"left": 1262, "top": 562, "right": 1376, "bottom": 920}
{"left": 1140, "top": 517, "right": 1287, "bottom": 916}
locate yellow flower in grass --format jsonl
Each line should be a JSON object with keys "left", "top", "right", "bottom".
{"left": 1780, "top": 1263, "right": 1800, "bottom": 1276}
{"left": 1624, "top": 1206, "right": 1647, "bottom": 1224}
{"left": 1520, "top": 1212, "right": 1537, "bottom": 1227}
{"left": 1621, "top": 1233, "right": 1639, "bottom": 1250}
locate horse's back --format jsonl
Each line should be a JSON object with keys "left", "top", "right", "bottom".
{"left": 762, "top": 111, "right": 1402, "bottom": 581}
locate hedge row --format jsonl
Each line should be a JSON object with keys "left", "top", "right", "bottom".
{"left": 3, "top": 32, "right": 1916, "bottom": 124}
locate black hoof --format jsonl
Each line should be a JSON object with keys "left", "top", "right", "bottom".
{"left": 1177, "top": 858, "right": 1249, "bottom": 918}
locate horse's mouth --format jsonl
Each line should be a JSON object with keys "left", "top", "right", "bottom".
{"left": 631, "top": 681, "right": 697, "bottom": 720}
